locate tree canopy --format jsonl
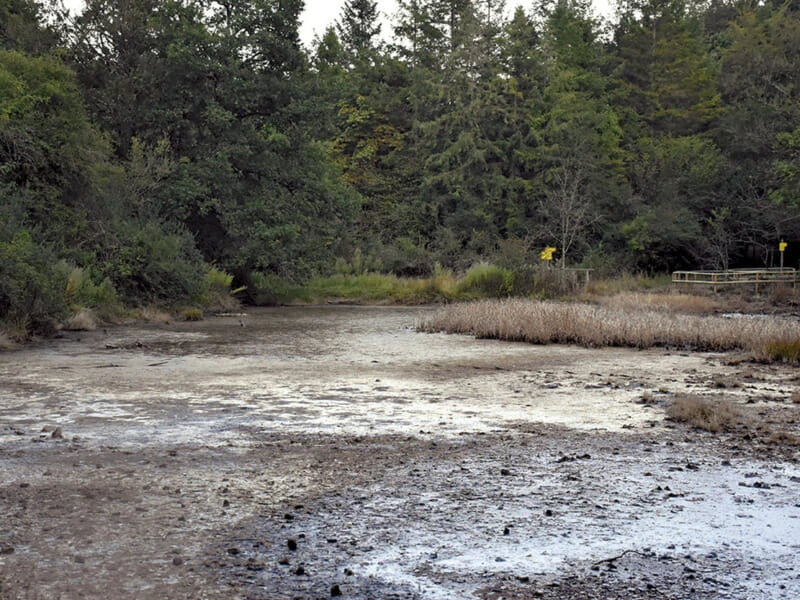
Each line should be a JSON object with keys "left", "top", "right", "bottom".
{"left": 2, "top": 0, "right": 800, "bottom": 333}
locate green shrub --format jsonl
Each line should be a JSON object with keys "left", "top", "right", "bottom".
{"left": 0, "top": 229, "right": 67, "bottom": 337}
{"left": 202, "top": 267, "right": 239, "bottom": 311}
{"left": 102, "top": 220, "right": 206, "bottom": 304}
{"left": 63, "top": 264, "right": 119, "bottom": 309}
{"left": 453, "top": 264, "right": 514, "bottom": 298}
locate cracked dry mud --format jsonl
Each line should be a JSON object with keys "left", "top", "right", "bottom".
{"left": 1, "top": 306, "right": 799, "bottom": 599}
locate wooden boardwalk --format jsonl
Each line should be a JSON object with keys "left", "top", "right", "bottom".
{"left": 672, "top": 268, "right": 798, "bottom": 292}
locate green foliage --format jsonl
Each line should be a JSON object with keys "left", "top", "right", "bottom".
{"left": 63, "top": 264, "right": 119, "bottom": 309}
{"left": 453, "top": 264, "right": 514, "bottom": 298}
{"left": 4, "top": 0, "right": 800, "bottom": 336}
{"left": 0, "top": 228, "right": 66, "bottom": 336}
{"left": 101, "top": 221, "right": 207, "bottom": 305}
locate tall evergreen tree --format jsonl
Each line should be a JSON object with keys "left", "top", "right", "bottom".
{"left": 336, "top": 0, "right": 382, "bottom": 58}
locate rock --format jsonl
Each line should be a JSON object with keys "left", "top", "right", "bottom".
{"left": 545, "top": 509, "right": 553, "bottom": 517}
{"left": 331, "top": 584, "right": 342, "bottom": 597}
{"left": 278, "top": 557, "right": 290, "bottom": 566}
{"left": 172, "top": 557, "right": 184, "bottom": 566}
{"left": 284, "top": 513, "right": 295, "bottom": 521}
{"left": 227, "top": 548, "right": 240, "bottom": 556}
{"left": 51, "top": 427, "right": 63, "bottom": 439}
{"left": 503, "top": 527, "right": 510, "bottom": 536}
{"left": 287, "top": 538, "right": 298, "bottom": 551}
{"left": 222, "top": 499, "right": 230, "bottom": 508}
{"left": 0, "top": 546, "right": 14, "bottom": 555}
{"left": 500, "top": 468, "right": 511, "bottom": 476}
{"left": 344, "top": 568, "right": 354, "bottom": 577}
{"left": 294, "top": 565, "right": 305, "bottom": 576}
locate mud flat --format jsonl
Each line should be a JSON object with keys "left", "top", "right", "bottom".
{"left": 1, "top": 306, "right": 799, "bottom": 599}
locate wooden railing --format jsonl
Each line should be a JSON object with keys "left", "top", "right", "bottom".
{"left": 672, "top": 268, "right": 798, "bottom": 292}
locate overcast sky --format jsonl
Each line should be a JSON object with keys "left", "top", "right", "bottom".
{"left": 298, "top": 0, "right": 616, "bottom": 47}
{"left": 63, "top": 1, "right": 615, "bottom": 48}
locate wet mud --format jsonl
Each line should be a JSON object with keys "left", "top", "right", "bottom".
{"left": 1, "top": 306, "right": 799, "bottom": 599}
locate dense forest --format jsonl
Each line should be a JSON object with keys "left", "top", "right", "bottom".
{"left": 2, "top": 0, "right": 800, "bottom": 335}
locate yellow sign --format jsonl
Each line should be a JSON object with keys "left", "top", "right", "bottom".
{"left": 540, "top": 247, "right": 556, "bottom": 261}
{"left": 779, "top": 241, "right": 788, "bottom": 252}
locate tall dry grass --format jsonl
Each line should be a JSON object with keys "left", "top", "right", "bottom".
{"left": 596, "top": 292, "right": 721, "bottom": 315}
{"left": 418, "top": 298, "right": 800, "bottom": 357}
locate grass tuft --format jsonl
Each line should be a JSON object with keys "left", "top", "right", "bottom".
{"left": 62, "top": 308, "right": 97, "bottom": 331}
{"left": 764, "top": 339, "right": 800, "bottom": 363}
{"left": 182, "top": 308, "right": 203, "bottom": 321}
{"left": 136, "top": 306, "right": 172, "bottom": 324}
{"left": 666, "top": 395, "right": 744, "bottom": 433}
{"left": 0, "top": 331, "right": 15, "bottom": 350}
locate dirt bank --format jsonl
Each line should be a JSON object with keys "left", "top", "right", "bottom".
{"left": 1, "top": 306, "right": 799, "bottom": 599}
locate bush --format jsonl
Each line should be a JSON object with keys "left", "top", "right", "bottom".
{"left": 202, "top": 267, "right": 239, "bottom": 311}
{"left": 0, "top": 229, "right": 67, "bottom": 337}
{"left": 102, "top": 220, "right": 206, "bottom": 305}
{"left": 453, "top": 264, "right": 514, "bottom": 298}
{"left": 63, "top": 264, "right": 119, "bottom": 309}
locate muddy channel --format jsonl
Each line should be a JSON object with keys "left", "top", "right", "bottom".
{"left": 1, "top": 306, "right": 799, "bottom": 599}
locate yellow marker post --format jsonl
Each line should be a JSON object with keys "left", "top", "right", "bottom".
{"left": 540, "top": 247, "right": 556, "bottom": 261}
{"left": 779, "top": 241, "right": 787, "bottom": 270}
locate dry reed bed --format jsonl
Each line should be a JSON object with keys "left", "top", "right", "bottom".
{"left": 419, "top": 298, "right": 800, "bottom": 356}
{"left": 596, "top": 291, "right": 721, "bottom": 315}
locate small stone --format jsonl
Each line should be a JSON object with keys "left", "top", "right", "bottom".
{"left": 284, "top": 513, "right": 295, "bottom": 521}
{"left": 0, "top": 546, "right": 14, "bottom": 555}
{"left": 330, "top": 583, "right": 342, "bottom": 596}
{"left": 545, "top": 509, "right": 553, "bottom": 517}
{"left": 51, "top": 427, "right": 63, "bottom": 439}
{"left": 222, "top": 499, "right": 230, "bottom": 507}
{"left": 172, "top": 557, "right": 183, "bottom": 566}
{"left": 278, "top": 557, "right": 290, "bottom": 565}
{"left": 500, "top": 468, "right": 511, "bottom": 476}
{"left": 226, "top": 547, "right": 239, "bottom": 556}
{"left": 503, "top": 527, "right": 510, "bottom": 536}
{"left": 344, "top": 568, "right": 354, "bottom": 576}
{"left": 294, "top": 565, "right": 305, "bottom": 576}
{"left": 287, "top": 538, "right": 298, "bottom": 551}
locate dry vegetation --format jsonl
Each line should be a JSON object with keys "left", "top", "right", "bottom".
{"left": 594, "top": 291, "right": 721, "bottom": 315}
{"left": 419, "top": 297, "right": 800, "bottom": 359}
{"left": 665, "top": 394, "right": 745, "bottom": 433}
{"left": 61, "top": 308, "right": 98, "bottom": 331}
{"left": 0, "top": 332, "right": 14, "bottom": 351}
